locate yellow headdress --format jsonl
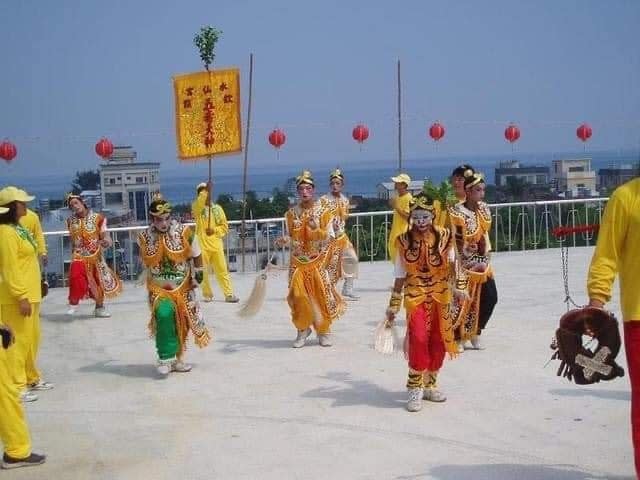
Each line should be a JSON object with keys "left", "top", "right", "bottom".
{"left": 463, "top": 169, "right": 485, "bottom": 190}
{"left": 329, "top": 168, "right": 344, "bottom": 181}
{"left": 409, "top": 192, "right": 439, "bottom": 214}
{"left": 149, "top": 192, "right": 172, "bottom": 217}
{"left": 296, "top": 170, "right": 315, "bottom": 187}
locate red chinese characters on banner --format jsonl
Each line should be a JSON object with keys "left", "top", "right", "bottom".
{"left": 174, "top": 69, "right": 242, "bottom": 160}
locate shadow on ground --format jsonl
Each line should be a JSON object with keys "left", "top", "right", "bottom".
{"left": 302, "top": 371, "right": 405, "bottom": 409}
{"left": 77, "top": 360, "right": 161, "bottom": 379}
{"left": 549, "top": 388, "right": 630, "bottom": 401}
{"left": 218, "top": 338, "right": 294, "bottom": 354}
{"left": 413, "top": 463, "right": 634, "bottom": 480}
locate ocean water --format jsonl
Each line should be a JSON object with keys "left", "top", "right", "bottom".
{"left": 11, "top": 150, "right": 638, "bottom": 206}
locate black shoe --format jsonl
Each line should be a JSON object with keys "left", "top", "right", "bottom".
{"left": 1, "top": 452, "right": 46, "bottom": 469}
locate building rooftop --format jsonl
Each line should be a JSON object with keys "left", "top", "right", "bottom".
{"left": 29, "top": 247, "right": 632, "bottom": 479}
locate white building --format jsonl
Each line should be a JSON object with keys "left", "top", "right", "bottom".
{"left": 552, "top": 158, "right": 597, "bottom": 198}
{"left": 99, "top": 146, "right": 160, "bottom": 223}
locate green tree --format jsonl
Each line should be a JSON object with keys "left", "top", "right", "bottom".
{"left": 71, "top": 170, "right": 100, "bottom": 194}
{"left": 193, "top": 26, "right": 222, "bottom": 70}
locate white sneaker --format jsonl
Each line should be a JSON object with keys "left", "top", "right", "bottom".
{"left": 171, "top": 361, "right": 192, "bottom": 373}
{"left": 29, "top": 380, "right": 54, "bottom": 391}
{"left": 423, "top": 388, "right": 447, "bottom": 402}
{"left": 341, "top": 279, "right": 360, "bottom": 300}
{"left": 66, "top": 307, "right": 76, "bottom": 316}
{"left": 470, "top": 335, "right": 485, "bottom": 350}
{"left": 94, "top": 307, "right": 111, "bottom": 318}
{"left": 203, "top": 297, "right": 213, "bottom": 303}
{"left": 456, "top": 341, "right": 465, "bottom": 353}
{"left": 157, "top": 364, "right": 170, "bottom": 376}
{"left": 292, "top": 328, "right": 312, "bottom": 348}
{"left": 406, "top": 388, "right": 423, "bottom": 412}
{"left": 318, "top": 333, "right": 333, "bottom": 347}
{"left": 20, "top": 391, "right": 38, "bottom": 403}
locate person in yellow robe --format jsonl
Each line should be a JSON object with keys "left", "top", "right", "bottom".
{"left": 276, "top": 170, "right": 345, "bottom": 348}
{"left": 191, "top": 182, "right": 238, "bottom": 303}
{"left": 387, "top": 173, "right": 413, "bottom": 262}
{"left": 0, "top": 187, "right": 51, "bottom": 404}
{"left": 14, "top": 195, "right": 53, "bottom": 394}
{"left": 19, "top": 208, "right": 47, "bottom": 267}
{"left": 587, "top": 177, "right": 640, "bottom": 478}
{"left": 0, "top": 200, "right": 46, "bottom": 469}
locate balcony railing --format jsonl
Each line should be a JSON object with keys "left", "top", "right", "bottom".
{"left": 41, "top": 197, "right": 608, "bottom": 288}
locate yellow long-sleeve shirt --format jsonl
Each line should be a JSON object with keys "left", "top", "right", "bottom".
{"left": 587, "top": 177, "right": 640, "bottom": 321}
{"left": 0, "top": 224, "right": 42, "bottom": 305}
{"left": 19, "top": 209, "right": 47, "bottom": 255}
{"left": 387, "top": 192, "right": 413, "bottom": 261}
{"left": 191, "top": 191, "right": 229, "bottom": 252}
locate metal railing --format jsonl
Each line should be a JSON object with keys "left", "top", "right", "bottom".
{"left": 42, "top": 197, "right": 608, "bottom": 287}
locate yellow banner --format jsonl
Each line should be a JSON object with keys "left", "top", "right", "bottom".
{"left": 173, "top": 69, "right": 242, "bottom": 160}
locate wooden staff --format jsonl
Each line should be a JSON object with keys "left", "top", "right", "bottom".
{"left": 206, "top": 154, "right": 213, "bottom": 235}
{"left": 241, "top": 53, "right": 254, "bottom": 273}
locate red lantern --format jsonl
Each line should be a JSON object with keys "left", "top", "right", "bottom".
{"left": 577, "top": 123, "right": 592, "bottom": 142}
{"left": 428, "top": 122, "right": 445, "bottom": 142}
{"left": 0, "top": 141, "right": 17, "bottom": 162}
{"left": 352, "top": 124, "right": 369, "bottom": 144}
{"left": 504, "top": 124, "right": 521, "bottom": 143}
{"left": 268, "top": 129, "right": 286, "bottom": 149}
{"left": 95, "top": 137, "right": 114, "bottom": 159}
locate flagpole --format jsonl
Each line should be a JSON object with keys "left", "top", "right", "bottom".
{"left": 241, "top": 53, "right": 254, "bottom": 273}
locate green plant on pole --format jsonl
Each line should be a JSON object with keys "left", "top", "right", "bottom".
{"left": 193, "top": 25, "right": 222, "bottom": 234}
{"left": 194, "top": 26, "right": 222, "bottom": 71}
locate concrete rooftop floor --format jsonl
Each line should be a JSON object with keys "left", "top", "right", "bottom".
{"left": 11, "top": 246, "right": 634, "bottom": 479}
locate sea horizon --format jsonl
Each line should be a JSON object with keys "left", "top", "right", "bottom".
{"left": 6, "top": 148, "right": 639, "bottom": 206}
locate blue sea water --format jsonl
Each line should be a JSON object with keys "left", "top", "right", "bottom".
{"left": 10, "top": 150, "right": 639, "bottom": 206}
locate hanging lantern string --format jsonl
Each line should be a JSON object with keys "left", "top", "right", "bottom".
{"left": 3, "top": 117, "right": 639, "bottom": 144}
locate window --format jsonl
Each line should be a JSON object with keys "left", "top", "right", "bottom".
{"left": 569, "top": 166, "right": 584, "bottom": 173}
{"left": 136, "top": 177, "right": 144, "bottom": 183}
{"left": 105, "top": 192, "right": 123, "bottom": 205}
{"left": 109, "top": 178, "right": 116, "bottom": 185}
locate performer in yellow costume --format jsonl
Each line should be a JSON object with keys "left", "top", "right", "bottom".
{"left": 65, "top": 194, "right": 121, "bottom": 317}
{"left": 0, "top": 188, "right": 55, "bottom": 406}
{"left": 387, "top": 173, "right": 413, "bottom": 262}
{"left": 12, "top": 194, "right": 54, "bottom": 395}
{"left": 320, "top": 168, "right": 359, "bottom": 300}
{"left": 0, "top": 322, "right": 46, "bottom": 469}
{"left": 0, "top": 200, "right": 44, "bottom": 469}
{"left": 276, "top": 171, "right": 345, "bottom": 348}
{"left": 138, "top": 195, "right": 211, "bottom": 376}
{"left": 386, "top": 192, "right": 464, "bottom": 412}
{"left": 19, "top": 208, "right": 47, "bottom": 267}
{"left": 191, "top": 182, "right": 239, "bottom": 303}
{"left": 448, "top": 170, "right": 497, "bottom": 350}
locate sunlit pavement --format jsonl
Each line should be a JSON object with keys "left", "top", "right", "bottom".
{"left": 17, "top": 246, "right": 633, "bottom": 479}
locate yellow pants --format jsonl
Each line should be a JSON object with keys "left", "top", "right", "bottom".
{"left": 201, "top": 247, "right": 233, "bottom": 299}
{"left": 0, "top": 339, "right": 32, "bottom": 458}
{"left": 0, "top": 303, "right": 41, "bottom": 391}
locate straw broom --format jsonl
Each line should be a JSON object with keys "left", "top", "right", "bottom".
{"left": 237, "top": 254, "right": 277, "bottom": 318}
{"left": 373, "top": 318, "right": 402, "bottom": 355}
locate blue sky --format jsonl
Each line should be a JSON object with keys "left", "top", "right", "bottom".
{"left": 1, "top": 0, "right": 639, "bottom": 180}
